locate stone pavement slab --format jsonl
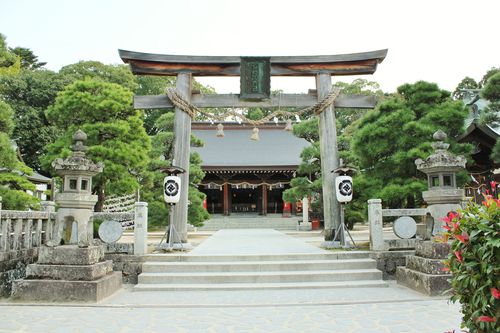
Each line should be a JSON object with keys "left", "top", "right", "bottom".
{"left": 0, "top": 298, "right": 462, "bottom": 333}
{"left": 190, "top": 229, "right": 328, "bottom": 255}
{"left": 104, "top": 281, "right": 430, "bottom": 307}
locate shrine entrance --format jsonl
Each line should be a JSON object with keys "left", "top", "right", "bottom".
{"left": 119, "top": 48, "right": 387, "bottom": 244}
{"left": 231, "top": 188, "right": 258, "bottom": 214}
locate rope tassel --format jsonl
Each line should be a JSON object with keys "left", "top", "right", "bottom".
{"left": 250, "top": 127, "right": 260, "bottom": 141}
{"left": 216, "top": 123, "right": 225, "bottom": 137}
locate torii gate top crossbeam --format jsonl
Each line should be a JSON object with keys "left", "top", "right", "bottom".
{"left": 118, "top": 49, "right": 387, "bottom": 77}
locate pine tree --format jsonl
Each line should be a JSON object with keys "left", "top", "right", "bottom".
{"left": 0, "top": 100, "right": 38, "bottom": 209}
{"left": 42, "top": 80, "right": 151, "bottom": 211}
{"left": 352, "top": 81, "right": 471, "bottom": 208}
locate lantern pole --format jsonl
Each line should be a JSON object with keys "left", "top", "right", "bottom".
{"left": 157, "top": 166, "right": 186, "bottom": 251}
{"left": 327, "top": 163, "right": 357, "bottom": 248}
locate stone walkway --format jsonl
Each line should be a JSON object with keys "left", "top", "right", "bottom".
{"left": 190, "top": 229, "right": 328, "bottom": 255}
{"left": 0, "top": 229, "right": 463, "bottom": 332}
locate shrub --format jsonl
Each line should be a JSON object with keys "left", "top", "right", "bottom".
{"left": 442, "top": 193, "right": 500, "bottom": 333}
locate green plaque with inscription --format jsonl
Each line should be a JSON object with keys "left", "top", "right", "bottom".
{"left": 240, "top": 57, "right": 271, "bottom": 100}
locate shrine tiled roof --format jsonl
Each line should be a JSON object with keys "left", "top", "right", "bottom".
{"left": 191, "top": 123, "right": 310, "bottom": 169}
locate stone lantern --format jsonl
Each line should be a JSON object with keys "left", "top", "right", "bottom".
{"left": 47, "top": 130, "right": 103, "bottom": 247}
{"left": 415, "top": 130, "right": 466, "bottom": 235}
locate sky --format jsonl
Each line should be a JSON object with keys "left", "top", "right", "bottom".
{"left": 1, "top": 0, "right": 499, "bottom": 94}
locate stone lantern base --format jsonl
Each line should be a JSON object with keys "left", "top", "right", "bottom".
{"left": 396, "top": 241, "right": 451, "bottom": 296}
{"left": 11, "top": 245, "right": 122, "bottom": 302}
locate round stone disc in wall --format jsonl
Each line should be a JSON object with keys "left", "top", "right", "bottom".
{"left": 393, "top": 216, "right": 417, "bottom": 239}
{"left": 98, "top": 220, "right": 123, "bottom": 244}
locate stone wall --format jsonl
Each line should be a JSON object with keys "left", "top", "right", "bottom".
{"left": 369, "top": 250, "right": 415, "bottom": 280}
{"left": 104, "top": 253, "right": 144, "bottom": 284}
{"left": 104, "top": 242, "right": 144, "bottom": 284}
{"left": 0, "top": 249, "right": 38, "bottom": 297}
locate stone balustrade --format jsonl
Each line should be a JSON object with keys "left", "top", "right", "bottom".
{"left": 0, "top": 205, "right": 56, "bottom": 261}
{"left": 368, "top": 199, "right": 429, "bottom": 251}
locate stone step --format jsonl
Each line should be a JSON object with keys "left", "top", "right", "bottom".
{"left": 138, "top": 269, "right": 383, "bottom": 284}
{"left": 133, "top": 280, "right": 388, "bottom": 291}
{"left": 142, "top": 251, "right": 372, "bottom": 262}
{"left": 142, "top": 258, "right": 377, "bottom": 273}
{"left": 199, "top": 225, "right": 299, "bottom": 229}
{"left": 396, "top": 266, "right": 451, "bottom": 296}
{"left": 406, "top": 255, "right": 448, "bottom": 275}
{"left": 198, "top": 218, "right": 301, "bottom": 230}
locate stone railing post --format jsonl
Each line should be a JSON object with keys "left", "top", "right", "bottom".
{"left": 134, "top": 202, "right": 148, "bottom": 255}
{"left": 41, "top": 201, "right": 56, "bottom": 212}
{"left": 368, "top": 199, "right": 384, "bottom": 251}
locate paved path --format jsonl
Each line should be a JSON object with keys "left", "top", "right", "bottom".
{"left": 0, "top": 295, "right": 462, "bottom": 333}
{"left": 0, "top": 229, "right": 463, "bottom": 332}
{"left": 190, "top": 229, "right": 328, "bottom": 255}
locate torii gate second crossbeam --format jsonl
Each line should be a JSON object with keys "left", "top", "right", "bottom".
{"left": 119, "top": 49, "right": 387, "bottom": 245}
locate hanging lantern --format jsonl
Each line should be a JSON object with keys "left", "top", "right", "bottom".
{"left": 284, "top": 119, "right": 293, "bottom": 131}
{"left": 216, "top": 123, "right": 224, "bottom": 137}
{"left": 250, "top": 127, "right": 260, "bottom": 141}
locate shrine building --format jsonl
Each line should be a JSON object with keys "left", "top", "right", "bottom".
{"left": 192, "top": 122, "right": 309, "bottom": 216}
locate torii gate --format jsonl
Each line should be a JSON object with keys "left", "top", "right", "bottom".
{"left": 119, "top": 49, "right": 387, "bottom": 245}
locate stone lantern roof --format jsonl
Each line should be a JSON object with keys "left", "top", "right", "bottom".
{"left": 52, "top": 130, "right": 104, "bottom": 176}
{"left": 415, "top": 130, "right": 466, "bottom": 174}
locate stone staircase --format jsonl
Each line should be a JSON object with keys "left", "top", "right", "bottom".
{"left": 133, "top": 251, "right": 388, "bottom": 291}
{"left": 197, "top": 214, "right": 301, "bottom": 231}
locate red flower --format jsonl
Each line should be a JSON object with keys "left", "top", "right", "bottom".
{"left": 491, "top": 288, "right": 500, "bottom": 300}
{"left": 454, "top": 250, "right": 463, "bottom": 263}
{"left": 455, "top": 231, "right": 469, "bottom": 243}
{"left": 443, "top": 225, "right": 451, "bottom": 231}
{"left": 477, "top": 316, "right": 496, "bottom": 323}
{"left": 491, "top": 181, "right": 497, "bottom": 191}
{"left": 441, "top": 266, "right": 450, "bottom": 272}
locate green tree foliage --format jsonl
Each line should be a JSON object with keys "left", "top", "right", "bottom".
{"left": 481, "top": 72, "right": 500, "bottom": 126}
{"left": 59, "top": 61, "right": 138, "bottom": 92}
{"left": 9, "top": 47, "right": 46, "bottom": 69}
{"left": 0, "top": 100, "right": 38, "bottom": 209}
{"left": 478, "top": 67, "right": 500, "bottom": 87}
{"left": 352, "top": 81, "right": 471, "bottom": 209}
{"left": 136, "top": 76, "right": 176, "bottom": 135}
{"left": 142, "top": 111, "right": 209, "bottom": 229}
{"left": 333, "top": 79, "right": 385, "bottom": 134}
{"left": 0, "top": 59, "right": 146, "bottom": 172}
{"left": 452, "top": 77, "right": 480, "bottom": 100}
{"left": 283, "top": 79, "right": 381, "bottom": 225}
{"left": 0, "top": 34, "right": 20, "bottom": 76}
{"left": 442, "top": 199, "right": 500, "bottom": 333}
{"left": 0, "top": 69, "right": 71, "bottom": 171}
{"left": 42, "top": 80, "right": 151, "bottom": 211}
{"left": 482, "top": 72, "right": 500, "bottom": 163}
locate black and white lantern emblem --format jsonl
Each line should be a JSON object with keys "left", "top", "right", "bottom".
{"left": 335, "top": 175, "right": 353, "bottom": 203}
{"left": 163, "top": 176, "right": 181, "bottom": 204}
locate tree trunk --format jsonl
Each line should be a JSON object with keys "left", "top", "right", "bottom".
{"left": 95, "top": 185, "right": 105, "bottom": 212}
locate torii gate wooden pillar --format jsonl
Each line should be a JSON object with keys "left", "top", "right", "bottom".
{"left": 120, "top": 49, "right": 387, "bottom": 243}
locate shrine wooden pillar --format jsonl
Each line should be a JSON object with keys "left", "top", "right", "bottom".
{"left": 171, "top": 73, "right": 192, "bottom": 243}
{"left": 223, "top": 182, "right": 229, "bottom": 216}
{"left": 261, "top": 184, "right": 268, "bottom": 216}
{"left": 317, "top": 73, "right": 340, "bottom": 241}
